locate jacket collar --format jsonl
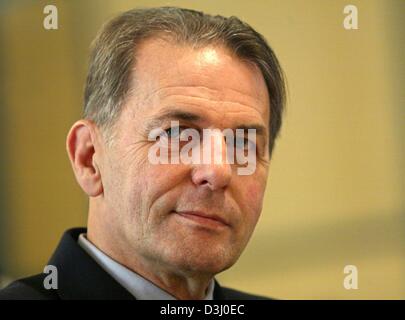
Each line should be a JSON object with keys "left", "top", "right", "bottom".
{"left": 48, "top": 228, "right": 134, "bottom": 300}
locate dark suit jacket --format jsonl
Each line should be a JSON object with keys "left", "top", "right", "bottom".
{"left": 0, "top": 228, "right": 269, "bottom": 300}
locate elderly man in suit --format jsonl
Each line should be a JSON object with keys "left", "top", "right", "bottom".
{"left": 0, "top": 6, "right": 285, "bottom": 300}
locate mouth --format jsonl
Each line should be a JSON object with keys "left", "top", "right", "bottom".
{"left": 173, "top": 210, "right": 230, "bottom": 229}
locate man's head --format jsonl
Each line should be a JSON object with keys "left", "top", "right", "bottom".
{"left": 83, "top": 7, "right": 285, "bottom": 154}
{"left": 67, "top": 7, "right": 285, "bottom": 281}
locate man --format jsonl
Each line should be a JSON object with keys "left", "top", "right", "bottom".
{"left": 0, "top": 6, "right": 285, "bottom": 300}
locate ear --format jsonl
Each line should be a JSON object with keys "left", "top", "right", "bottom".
{"left": 66, "top": 119, "right": 104, "bottom": 197}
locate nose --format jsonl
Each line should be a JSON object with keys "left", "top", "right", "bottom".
{"left": 191, "top": 129, "right": 232, "bottom": 191}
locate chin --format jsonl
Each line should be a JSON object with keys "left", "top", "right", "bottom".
{"left": 167, "top": 245, "right": 241, "bottom": 276}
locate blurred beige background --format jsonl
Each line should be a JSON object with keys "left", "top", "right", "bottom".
{"left": 0, "top": 0, "right": 404, "bottom": 299}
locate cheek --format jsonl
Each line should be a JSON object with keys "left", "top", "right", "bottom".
{"left": 247, "top": 183, "right": 262, "bottom": 200}
{"left": 141, "top": 164, "right": 190, "bottom": 209}
{"left": 242, "top": 180, "right": 266, "bottom": 219}
{"left": 103, "top": 150, "right": 147, "bottom": 213}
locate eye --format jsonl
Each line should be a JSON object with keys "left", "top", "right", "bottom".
{"left": 235, "top": 136, "right": 256, "bottom": 152}
{"left": 163, "top": 125, "right": 188, "bottom": 138}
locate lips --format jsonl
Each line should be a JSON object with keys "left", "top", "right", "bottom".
{"left": 174, "top": 210, "right": 230, "bottom": 228}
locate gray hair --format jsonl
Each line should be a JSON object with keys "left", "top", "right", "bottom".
{"left": 84, "top": 6, "right": 286, "bottom": 155}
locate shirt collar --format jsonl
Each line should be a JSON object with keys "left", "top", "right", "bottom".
{"left": 77, "top": 233, "right": 215, "bottom": 300}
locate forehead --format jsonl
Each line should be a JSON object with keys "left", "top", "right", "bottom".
{"left": 128, "top": 37, "right": 270, "bottom": 127}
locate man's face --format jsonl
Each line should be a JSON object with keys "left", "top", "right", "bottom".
{"left": 98, "top": 39, "right": 270, "bottom": 276}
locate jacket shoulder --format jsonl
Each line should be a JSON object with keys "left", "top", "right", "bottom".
{"left": 220, "top": 286, "right": 272, "bottom": 300}
{"left": 0, "top": 274, "right": 58, "bottom": 300}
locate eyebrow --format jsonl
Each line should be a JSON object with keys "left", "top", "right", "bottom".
{"left": 235, "top": 124, "right": 266, "bottom": 137}
{"left": 144, "top": 109, "right": 202, "bottom": 133}
{"left": 144, "top": 108, "right": 267, "bottom": 138}
{"left": 154, "top": 109, "right": 202, "bottom": 123}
